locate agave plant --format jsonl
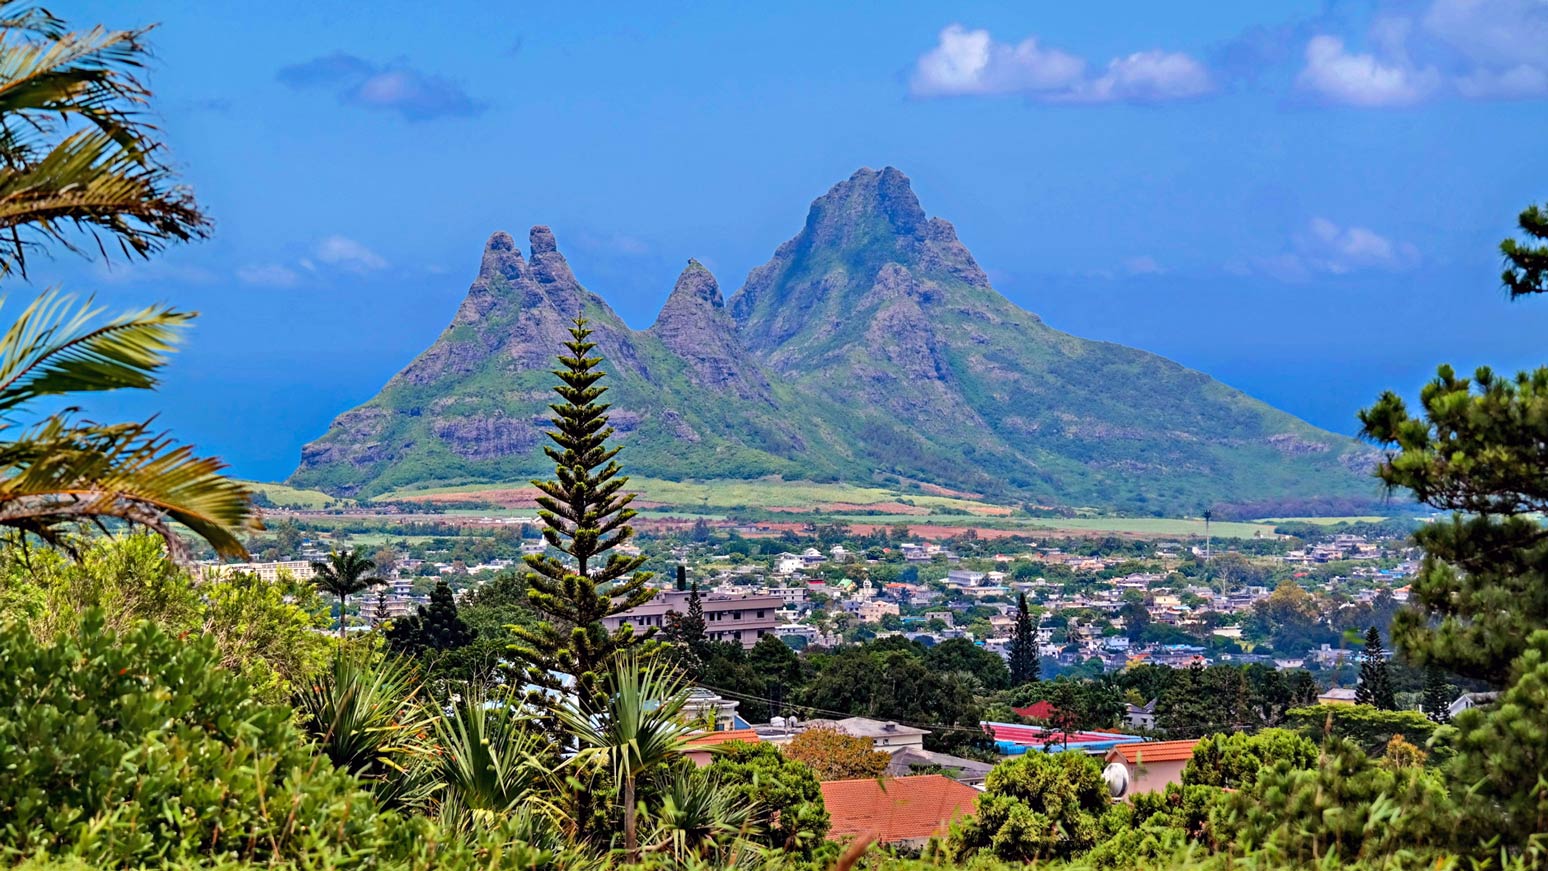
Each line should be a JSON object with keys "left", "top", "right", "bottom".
{"left": 555, "top": 653, "right": 697, "bottom": 858}
{"left": 426, "top": 688, "right": 555, "bottom": 830}
{"left": 295, "top": 651, "right": 433, "bottom": 809}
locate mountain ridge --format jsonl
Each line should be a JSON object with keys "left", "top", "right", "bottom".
{"left": 289, "top": 167, "right": 1377, "bottom": 514}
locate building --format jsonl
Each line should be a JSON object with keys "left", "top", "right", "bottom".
{"left": 820, "top": 775, "right": 980, "bottom": 848}
{"left": 1102, "top": 740, "right": 1201, "bottom": 798}
{"left": 806, "top": 716, "right": 929, "bottom": 752}
{"left": 885, "top": 747, "right": 994, "bottom": 786}
{"left": 682, "top": 687, "right": 746, "bottom": 732}
{"left": 1125, "top": 699, "right": 1157, "bottom": 731}
{"left": 1318, "top": 687, "right": 1359, "bottom": 706}
{"left": 1447, "top": 691, "right": 1500, "bottom": 719}
{"left": 603, "top": 589, "right": 781, "bottom": 649}
{"left": 199, "top": 560, "right": 316, "bottom": 583}
{"left": 683, "top": 728, "right": 761, "bottom": 767}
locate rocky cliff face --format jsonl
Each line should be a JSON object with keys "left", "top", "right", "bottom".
{"left": 291, "top": 167, "right": 1376, "bottom": 512}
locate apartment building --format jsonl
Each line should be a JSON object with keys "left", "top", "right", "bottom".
{"left": 603, "top": 589, "right": 781, "bottom": 649}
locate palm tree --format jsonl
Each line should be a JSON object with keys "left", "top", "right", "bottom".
{"left": 556, "top": 653, "right": 696, "bottom": 858}
{"left": 0, "top": 7, "right": 250, "bottom": 560}
{"left": 310, "top": 548, "right": 380, "bottom": 638}
{"left": 427, "top": 689, "right": 553, "bottom": 830}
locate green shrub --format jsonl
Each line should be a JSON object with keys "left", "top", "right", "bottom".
{"left": 0, "top": 613, "right": 419, "bottom": 866}
{"left": 1282, "top": 704, "right": 1438, "bottom": 756}
{"left": 948, "top": 751, "right": 1122, "bottom": 862}
{"left": 1183, "top": 729, "right": 1318, "bottom": 790}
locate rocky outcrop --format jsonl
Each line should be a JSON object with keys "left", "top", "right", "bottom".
{"left": 647, "top": 260, "right": 772, "bottom": 401}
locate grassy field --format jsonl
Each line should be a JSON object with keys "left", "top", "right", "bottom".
{"left": 243, "top": 481, "right": 344, "bottom": 509}
{"left": 377, "top": 476, "right": 1003, "bottom": 515}
{"left": 820, "top": 513, "right": 1276, "bottom": 538}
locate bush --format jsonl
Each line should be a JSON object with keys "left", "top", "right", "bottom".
{"left": 1183, "top": 729, "right": 1319, "bottom": 790}
{"left": 1213, "top": 737, "right": 1455, "bottom": 866}
{"left": 0, "top": 613, "right": 422, "bottom": 865}
{"left": 705, "top": 741, "right": 830, "bottom": 852}
{"left": 948, "top": 751, "right": 1121, "bottom": 862}
{"left": 1282, "top": 704, "right": 1438, "bottom": 756}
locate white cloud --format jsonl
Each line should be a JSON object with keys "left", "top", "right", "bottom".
{"left": 1254, "top": 217, "right": 1419, "bottom": 280}
{"left": 1296, "top": 35, "right": 1438, "bottom": 106}
{"left": 314, "top": 235, "right": 388, "bottom": 273}
{"left": 236, "top": 263, "right": 301, "bottom": 287}
{"left": 1297, "top": 0, "right": 1548, "bottom": 106}
{"left": 909, "top": 24, "right": 1210, "bottom": 103}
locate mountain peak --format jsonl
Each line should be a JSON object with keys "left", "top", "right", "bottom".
{"left": 478, "top": 231, "right": 526, "bottom": 283}
{"left": 803, "top": 166, "right": 926, "bottom": 244}
{"left": 527, "top": 225, "right": 576, "bottom": 288}
{"left": 667, "top": 258, "right": 724, "bottom": 310}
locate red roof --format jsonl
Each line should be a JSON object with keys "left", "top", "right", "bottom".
{"left": 1013, "top": 700, "right": 1059, "bottom": 720}
{"left": 820, "top": 775, "right": 979, "bottom": 844}
{"left": 984, "top": 722, "right": 1124, "bottom": 746}
{"left": 685, "top": 728, "right": 760, "bottom": 749}
{"left": 1106, "top": 739, "right": 1200, "bottom": 764}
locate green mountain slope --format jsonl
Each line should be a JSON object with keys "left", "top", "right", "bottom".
{"left": 290, "top": 167, "right": 1377, "bottom": 513}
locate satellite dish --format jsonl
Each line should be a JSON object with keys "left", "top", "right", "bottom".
{"left": 1102, "top": 762, "right": 1130, "bottom": 799}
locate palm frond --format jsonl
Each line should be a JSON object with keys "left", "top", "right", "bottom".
{"left": 297, "top": 651, "right": 436, "bottom": 809}
{"left": 0, "top": 128, "right": 207, "bottom": 274}
{"left": 0, "top": 415, "right": 254, "bottom": 559}
{"left": 0, "top": 289, "right": 189, "bottom": 417}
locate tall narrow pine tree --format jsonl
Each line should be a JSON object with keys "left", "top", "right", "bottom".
{"left": 1422, "top": 664, "right": 1451, "bottom": 723}
{"left": 1008, "top": 592, "right": 1040, "bottom": 685}
{"left": 1355, "top": 626, "right": 1397, "bottom": 710}
{"left": 509, "top": 318, "right": 656, "bottom": 715}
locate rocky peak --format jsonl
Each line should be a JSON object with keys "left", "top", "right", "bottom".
{"left": 527, "top": 225, "right": 577, "bottom": 289}
{"left": 801, "top": 166, "right": 927, "bottom": 248}
{"left": 649, "top": 259, "right": 768, "bottom": 399}
{"left": 477, "top": 231, "right": 527, "bottom": 283}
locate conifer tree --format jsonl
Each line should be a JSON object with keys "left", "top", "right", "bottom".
{"left": 509, "top": 318, "right": 655, "bottom": 715}
{"left": 1356, "top": 626, "right": 1397, "bottom": 710}
{"left": 1422, "top": 664, "right": 1451, "bottom": 724}
{"left": 372, "top": 589, "right": 391, "bottom": 629}
{"left": 387, "top": 579, "right": 475, "bottom": 655}
{"left": 1360, "top": 205, "right": 1548, "bottom": 686}
{"left": 1008, "top": 592, "right": 1040, "bottom": 685}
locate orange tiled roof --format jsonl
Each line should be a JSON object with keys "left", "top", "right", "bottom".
{"left": 1107, "top": 739, "right": 1201, "bottom": 764}
{"left": 819, "top": 775, "right": 979, "bottom": 844}
{"left": 685, "top": 728, "right": 760, "bottom": 748}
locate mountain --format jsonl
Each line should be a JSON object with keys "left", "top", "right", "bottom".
{"left": 290, "top": 167, "right": 1376, "bottom": 513}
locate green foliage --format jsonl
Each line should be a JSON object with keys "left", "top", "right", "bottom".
{"left": 0, "top": 613, "right": 425, "bottom": 866}
{"left": 1183, "top": 729, "right": 1319, "bottom": 790}
{"left": 1356, "top": 627, "right": 1397, "bottom": 710}
{"left": 925, "top": 637, "right": 1011, "bottom": 692}
{"left": 1448, "top": 630, "right": 1548, "bottom": 861}
{"left": 1282, "top": 704, "right": 1438, "bottom": 757}
{"left": 309, "top": 547, "right": 380, "bottom": 638}
{"left": 1008, "top": 592, "right": 1040, "bottom": 686}
{"left": 1421, "top": 664, "right": 1451, "bottom": 724}
{"left": 511, "top": 318, "right": 656, "bottom": 717}
{"left": 1502, "top": 202, "right": 1548, "bottom": 298}
{"left": 295, "top": 650, "right": 433, "bottom": 809}
{"left": 387, "top": 577, "right": 476, "bottom": 657}
{"left": 706, "top": 741, "right": 830, "bottom": 853}
{"left": 1214, "top": 738, "right": 1455, "bottom": 866}
{"left": 0, "top": 533, "right": 330, "bottom": 702}
{"left": 949, "top": 751, "right": 1120, "bottom": 862}
{"left": 1361, "top": 365, "right": 1548, "bottom": 686}
{"left": 799, "top": 642, "right": 988, "bottom": 756}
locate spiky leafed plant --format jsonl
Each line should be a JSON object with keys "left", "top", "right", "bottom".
{"left": 644, "top": 768, "right": 759, "bottom": 863}
{"left": 510, "top": 317, "right": 656, "bottom": 716}
{"left": 556, "top": 652, "right": 696, "bottom": 858}
{"left": 0, "top": 7, "right": 249, "bottom": 560}
{"left": 295, "top": 651, "right": 433, "bottom": 809}
{"left": 426, "top": 689, "right": 554, "bottom": 831}
{"left": 309, "top": 548, "right": 379, "bottom": 639}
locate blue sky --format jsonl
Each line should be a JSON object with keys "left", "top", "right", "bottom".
{"left": 30, "top": 0, "right": 1548, "bottom": 481}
